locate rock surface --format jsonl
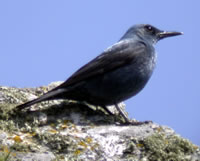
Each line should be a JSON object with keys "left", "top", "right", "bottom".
{"left": 0, "top": 82, "right": 199, "bottom": 161}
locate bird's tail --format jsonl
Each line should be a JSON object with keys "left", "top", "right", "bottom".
{"left": 16, "top": 88, "right": 66, "bottom": 111}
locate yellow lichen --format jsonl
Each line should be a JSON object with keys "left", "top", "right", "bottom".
{"left": 74, "top": 149, "right": 82, "bottom": 155}
{"left": 13, "top": 135, "right": 23, "bottom": 143}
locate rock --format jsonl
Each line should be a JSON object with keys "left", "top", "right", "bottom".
{"left": 0, "top": 82, "right": 199, "bottom": 161}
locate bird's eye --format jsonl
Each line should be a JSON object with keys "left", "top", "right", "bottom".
{"left": 144, "top": 25, "right": 155, "bottom": 34}
{"left": 145, "top": 25, "right": 153, "bottom": 31}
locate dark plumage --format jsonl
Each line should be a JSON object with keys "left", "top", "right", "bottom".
{"left": 16, "top": 24, "right": 182, "bottom": 123}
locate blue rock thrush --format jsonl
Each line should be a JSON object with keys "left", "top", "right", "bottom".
{"left": 16, "top": 24, "right": 183, "bottom": 123}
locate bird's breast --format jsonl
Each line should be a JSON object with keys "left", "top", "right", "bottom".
{"left": 137, "top": 52, "right": 157, "bottom": 78}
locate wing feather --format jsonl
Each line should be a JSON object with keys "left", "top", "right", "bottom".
{"left": 58, "top": 40, "right": 146, "bottom": 88}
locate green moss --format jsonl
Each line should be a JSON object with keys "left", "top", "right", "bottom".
{"left": 0, "top": 152, "right": 11, "bottom": 161}
{"left": 124, "top": 133, "right": 198, "bottom": 161}
{"left": 0, "top": 104, "right": 16, "bottom": 120}
{"left": 141, "top": 133, "right": 197, "bottom": 161}
{"left": 35, "top": 133, "right": 72, "bottom": 153}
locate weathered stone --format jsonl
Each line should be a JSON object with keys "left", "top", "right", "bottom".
{"left": 0, "top": 82, "right": 199, "bottom": 161}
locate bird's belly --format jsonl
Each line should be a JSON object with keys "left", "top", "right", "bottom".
{"left": 81, "top": 64, "right": 153, "bottom": 105}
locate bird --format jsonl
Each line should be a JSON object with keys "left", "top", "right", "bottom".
{"left": 16, "top": 24, "right": 182, "bottom": 123}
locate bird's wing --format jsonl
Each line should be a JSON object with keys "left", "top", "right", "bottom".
{"left": 57, "top": 40, "right": 146, "bottom": 88}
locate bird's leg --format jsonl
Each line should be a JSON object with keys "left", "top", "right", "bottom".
{"left": 101, "top": 105, "right": 114, "bottom": 115}
{"left": 114, "top": 103, "right": 130, "bottom": 123}
{"left": 115, "top": 103, "right": 152, "bottom": 125}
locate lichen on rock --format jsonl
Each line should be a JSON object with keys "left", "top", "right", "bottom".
{"left": 0, "top": 82, "right": 199, "bottom": 161}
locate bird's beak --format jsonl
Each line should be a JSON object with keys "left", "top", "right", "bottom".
{"left": 158, "top": 31, "right": 183, "bottom": 40}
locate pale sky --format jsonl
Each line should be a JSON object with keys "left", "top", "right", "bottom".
{"left": 0, "top": 0, "right": 199, "bottom": 145}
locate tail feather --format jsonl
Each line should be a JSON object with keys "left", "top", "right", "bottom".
{"left": 16, "top": 88, "right": 66, "bottom": 110}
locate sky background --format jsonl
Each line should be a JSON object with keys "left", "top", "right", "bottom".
{"left": 0, "top": 1, "right": 199, "bottom": 146}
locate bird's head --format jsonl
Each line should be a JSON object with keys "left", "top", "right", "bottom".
{"left": 121, "top": 24, "right": 183, "bottom": 45}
